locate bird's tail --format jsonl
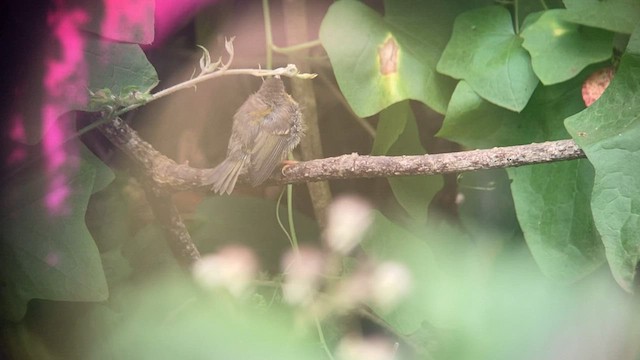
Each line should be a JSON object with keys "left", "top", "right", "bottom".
{"left": 206, "top": 156, "right": 247, "bottom": 195}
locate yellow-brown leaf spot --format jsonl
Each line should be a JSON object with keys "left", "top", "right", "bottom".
{"left": 378, "top": 36, "right": 399, "bottom": 76}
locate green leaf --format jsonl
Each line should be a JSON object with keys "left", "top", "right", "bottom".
{"left": 521, "top": 10, "right": 614, "bottom": 85}
{"left": 90, "top": 272, "right": 324, "bottom": 359}
{"left": 363, "top": 213, "right": 637, "bottom": 359}
{"left": 457, "top": 169, "right": 522, "bottom": 243}
{"left": 191, "top": 197, "right": 319, "bottom": 272}
{"left": 436, "top": 81, "right": 523, "bottom": 147}
{"left": 565, "top": 26, "right": 640, "bottom": 291}
{"left": 84, "top": 38, "right": 159, "bottom": 111}
{"left": 563, "top": 0, "right": 640, "bottom": 34}
{"left": 437, "top": 6, "right": 539, "bottom": 112}
{"left": 26, "top": 37, "right": 158, "bottom": 143}
{"left": 438, "top": 77, "right": 604, "bottom": 282}
{"left": 371, "top": 102, "right": 443, "bottom": 222}
{"left": 123, "top": 224, "right": 179, "bottom": 273}
{"left": 0, "top": 142, "right": 113, "bottom": 321}
{"left": 319, "top": 0, "right": 459, "bottom": 116}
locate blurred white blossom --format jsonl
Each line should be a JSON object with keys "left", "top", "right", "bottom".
{"left": 192, "top": 245, "right": 258, "bottom": 297}
{"left": 281, "top": 246, "right": 327, "bottom": 305}
{"left": 324, "top": 195, "right": 373, "bottom": 255}
{"left": 336, "top": 335, "right": 398, "bottom": 360}
{"left": 370, "top": 261, "right": 412, "bottom": 310}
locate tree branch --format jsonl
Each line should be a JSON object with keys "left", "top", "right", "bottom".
{"left": 280, "top": 140, "right": 586, "bottom": 183}
{"left": 99, "top": 116, "right": 586, "bottom": 192}
{"left": 99, "top": 117, "right": 201, "bottom": 266}
{"left": 142, "top": 184, "right": 201, "bottom": 266}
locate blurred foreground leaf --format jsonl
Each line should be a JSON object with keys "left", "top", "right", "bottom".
{"left": 90, "top": 272, "right": 324, "bottom": 360}
{"left": 0, "top": 141, "right": 113, "bottom": 321}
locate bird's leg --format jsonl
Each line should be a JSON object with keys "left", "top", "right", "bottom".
{"left": 280, "top": 159, "right": 298, "bottom": 175}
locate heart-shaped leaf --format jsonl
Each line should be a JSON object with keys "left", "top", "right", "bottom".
{"left": 522, "top": 10, "right": 614, "bottom": 85}
{"left": 320, "top": 0, "right": 459, "bottom": 116}
{"left": 1, "top": 141, "right": 113, "bottom": 321}
{"left": 437, "top": 6, "right": 539, "bottom": 112}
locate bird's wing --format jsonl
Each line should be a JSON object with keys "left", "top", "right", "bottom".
{"left": 248, "top": 104, "right": 294, "bottom": 186}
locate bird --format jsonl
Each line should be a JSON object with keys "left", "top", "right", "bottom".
{"left": 206, "top": 77, "right": 304, "bottom": 195}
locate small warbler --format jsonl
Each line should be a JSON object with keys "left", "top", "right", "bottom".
{"left": 207, "top": 77, "right": 304, "bottom": 194}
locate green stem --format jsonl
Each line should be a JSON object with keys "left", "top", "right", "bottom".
{"left": 287, "top": 183, "right": 299, "bottom": 253}
{"left": 276, "top": 188, "right": 296, "bottom": 251}
{"left": 514, "top": 0, "right": 520, "bottom": 33}
{"left": 272, "top": 39, "right": 322, "bottom": 54}
{"left": 314, "top": 316, "right": 335, "bottom": 360}
{"left": 262, "top": 0, "right": 274, "bottom": 70}
{"left": 539, "top": 0, "right": 548, "bottom": 10}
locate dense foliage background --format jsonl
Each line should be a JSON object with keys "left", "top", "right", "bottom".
{"left": 2, "top": 0, "right": 639, "bottom": 359}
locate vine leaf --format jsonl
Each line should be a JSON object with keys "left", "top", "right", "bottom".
{"left": 562, "top": 0, "right": 640, "bottom": 34}
{"left": 0, "top": 140, "right": 114, "bottom": 321}
{"left": 371, "top": 102, "right": 442, "bottom": 222}
{"left": 521, "top": 10, "right": 614, "bottom": 85}
{"left": 437, "top": 6, "right": 538, "bottom": 112}
{"left": 319, "top": 0, "right": 459, "bottom": 116}
{"left": 565, "top": 26, "right": 640, "bottom": 291}
{"left": 24, "top": 34, "right": 158, "bottom": 144}
{"left": 438, "top": 76, "right": 604, "bottom": 282}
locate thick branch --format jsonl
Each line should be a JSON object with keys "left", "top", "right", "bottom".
{"left": 99, "top": 117, "right": 212, "bottom": 192}
{"left": 98, "top": 116, "right": 585, "bottom": 191}
{"left": 142, "top": 185, "right": 201, "bottom": 266}
{"left": 280, "top": 140, "right": 586, "bottom": 183}
{"left": 99, "top": 117, "right": 201, "bottom": 266}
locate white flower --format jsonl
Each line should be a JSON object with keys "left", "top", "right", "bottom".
{"left": 324, "top": 195, "right": 373, "bottom": 255}
{"left": 192, "top": 245, "right": 258, "bottom": 297}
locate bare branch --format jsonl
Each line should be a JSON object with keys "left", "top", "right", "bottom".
{"left": 142, "top": 184, "right": 201, "bottom": 266}
{"left": 99, "top": 116, "right": 586, "bottom": 193}
{"left": 280, "top": 140, "right": 586, "bottom": 183}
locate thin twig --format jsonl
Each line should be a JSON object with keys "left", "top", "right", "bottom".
{"left": 115, "top": 64, "right": 315, "bottom": 117}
